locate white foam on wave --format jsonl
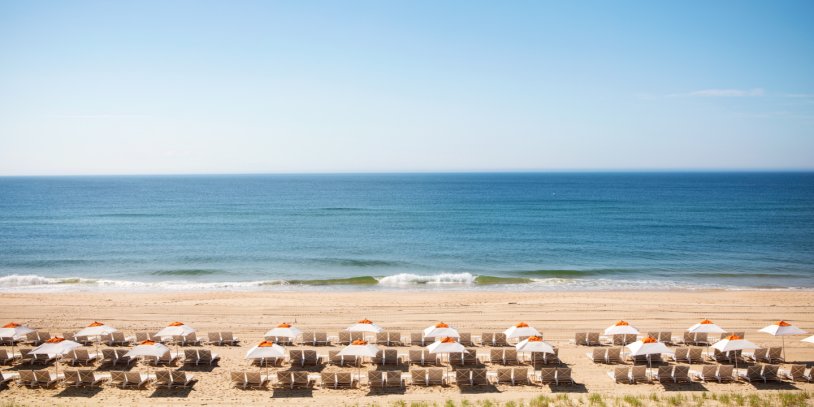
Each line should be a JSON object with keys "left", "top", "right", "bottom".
{"left": 0, "top": 274, "right": 286, "bottom": 292}
{"left": 377, "top": 272, "right": 477, "bottom": 286}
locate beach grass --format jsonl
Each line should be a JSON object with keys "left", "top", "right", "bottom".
{"left": 348, "top": 391, "right": 814, "bottom": 407}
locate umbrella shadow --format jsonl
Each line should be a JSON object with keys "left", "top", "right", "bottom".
{"left": 54, "top": 386, "right": 104, "bottom": 397}
{"left": 150, "top": 387, "right": 195, "bottom": 398}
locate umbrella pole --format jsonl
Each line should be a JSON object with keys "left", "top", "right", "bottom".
{"left": 782, "top": 336, "right": 786, "bottom": 363}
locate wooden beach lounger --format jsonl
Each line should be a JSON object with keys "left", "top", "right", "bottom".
{"left": 231, "top": 371, "right": 269, "bottom": 389}
{"left": 33, "top": 370, "right": 63, "bottom": 388}
{"left": 321, "top": 372, "right": 357, "bottom": 389}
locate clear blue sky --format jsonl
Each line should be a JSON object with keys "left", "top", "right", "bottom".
{"left": 1, "top": 0, "right": 812, "bottom": 175}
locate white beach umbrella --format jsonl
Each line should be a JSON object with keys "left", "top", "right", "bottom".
{"left": 264, "top": 323, "right": 303, "bottom": 340}
{"left": 626, "top": 337, "right": 674, "bottom": 368}
{"left": 346, "top": 319, "right": 383, "bottom": 334}
{"left": 712, "top": 334, "right": 759, "bottom": 370}
{"left": 337, "top": 339, "right": 380, "bottom": 378}
{"left": 802, "top": 335, "right": 814, "bottom": 344}
{"left": 246, "top": 341, "right": 287, "bottom": 359}
{"left": 30, "top": 337, "right": 82, "bottom": 356}
{"left": 30, "top": 337, "right": 82, "bottom": 376}
{"left": 423, "top": 322, "right": 460, "bottom": 339}
{"left": 687, "top": 319, "right": 727, "bottom": 334}
{"left": 427, "top": 337, "right": 468, "bottom": 355}
{"left": 125, "top": 340, "right": 172, "bottom": 359}
{"left": 759, "top": 320, "right": 808, "bottom": 363}
{"left": 604, "top": 320, "right": 639, "bottom": 336}
{"left": 76, "top": 321, "right": 118, "bottom": 339}
{"left": 504, "top": 322, "right": 542, "bottom": 339}
{"left": 155, "top": 321, "right": 196, "bottom": 339}
{"left": 0, "top": 322, "right": 34, "bottom": 339}
{"left": 515, "top": 336, "right": 554, "bottom": 364}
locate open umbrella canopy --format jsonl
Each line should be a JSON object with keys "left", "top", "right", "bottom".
{"left": 802, "top": 335, "right": 814, "bottom": 344}
{"left": 264, "top": 322, "right": 302, "bottom": 339}
{"left": 427, "top": 337, "right": 468, "bottom": 354}
{"left": 626, "top": 337, "right": 674, "bottom": 356}
{"left": 604, "top": 320, "right": 639, "bottom": 336}
{"left": 30, "top": 337, "right": 82, "bottom": 356}
{"left": 337, "top": 340, "right": 380, "bottom": 357}
{"left": 75, "top": 321, "right": 118, "bottom": 338}
{"left": 423, "top": 322, "right": 460, "bottom": 338}
{"left": 504, "top": 322, "right": 542, "bottom": 339}
{"left": 687, "top": 319, "right": 726, "bottom": 334}
{"left": 246, "top": 341, "right": 286, "bottom": 359}
{"left": 125, "top": 340, "right": 171, "bottom": 358}
{"left": 0, "top": 322, "right": 34, "bottom": 339}
{"left": 712, "top": 335, "right": 759, "bottom": 352}
{"left": 155, "top": 321, "right": 196, "bottom": 338}
{"left": 346, "top": 319, "right": 383, "bottom": 333}
{"left": 759, "top": 321, "right": 808, "bottom": 336}
{"left": 515, "top": 336, "right": 554, "bottom": 354}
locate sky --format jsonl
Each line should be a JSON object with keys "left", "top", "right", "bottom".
{"left": 1, "top": 0, "right": 813, "bottom": 175}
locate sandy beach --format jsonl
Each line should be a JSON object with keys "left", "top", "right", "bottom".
{"left": 1, "top": 289, "right": 813, "bottom": 406}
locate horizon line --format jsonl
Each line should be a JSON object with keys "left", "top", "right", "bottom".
{"left": 2, "top": 168, "right": 814, "bottom": 178}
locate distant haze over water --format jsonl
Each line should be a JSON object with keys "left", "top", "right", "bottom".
{"left": 0, "top": 172, "right": 812, "bottom": 291}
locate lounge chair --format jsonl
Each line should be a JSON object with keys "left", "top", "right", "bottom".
{"left": 0, "top": 336, "right": 21, "bottom": 346}
{"left": 691, "top": 365, "right": 718, "bottom": 382}
{"left": 302, "top": 350, "right": 322, "bottom": 366}
{"left": 18, "top": 370, "right": 37, "bottom": 387}
{"left": 0, "top": 349, "right": 21, "bottom": 364}
{"left": 510, "top": 367, "right": 531, "bottom": 385}
{"left": 781, "top": 365, "right": 811, "bottom": 382}
{"left": 456, "top": 369, "right": 474, "bottom": 386}
{"left": 631, "top": 366, "right": 650, "bottom": 383}
{"left": 459, "top": 333, "right": 474, "bottom": 346}
{"left": 338, "top": 331, "right": 351, "bottom": 345}
{"left": 681, "top": 332, "right": 693, "bottom": 345}
{"left": 231, "top": 371, "right": 268, "bottom": 389}
{"left": 195, "top": 349, "right": 220, "bottom": 365}
{"left": 385, "top": 371, "right": 404, "bottom": 388}
{"left": 368, "top": 371, "right": 385, "bottom": 388}
{"left": 30, "top": 353, "right": 57, "bottom": 365}
{"left": 471, "top": 369, "right": 488, "bottom": 385}
{"left": 321, "top": 372, "right": 356, "bottom": 389}
{"left": 687, "top": 348, "right": 702, "bottom": 364}
{"left": 27, "top": 331, "right": 51, "bottom": 346}
{"left": 692, "top": 332, "right": 709, "bottom": 346}
{"left": 586, "top": 348, "right": 606, "bottom": 363}
{"left": 658, "top": 331, "right": 672, "bottom": 344}
{"left": 102, "top": 349, "right": 134, "bottom": 366}
{"left": 18, "top": 348, "right": 32, "bottom": 364}
{"left": 495, "top": 368, "right": 513, "bottom": 385}
{"left": 480, "top": 332, "right": 494, "bottom": 346}
{"left": 503, "top": 349, "right": 518, "bottom": 365}
{"left": 110, "top": 371, "right": 126, "bottom": 387}
{"left": 122, "top": 371, "right": 152, "bottom": 388}
{"left": 135, "top": 332, "right": 153, "bottom": 342}
{"left": 539, "top": 367, "right": 557, "bottom": 384}
{"left": 744, "top": 348, "right": 768, "bottom": 363}
{"left": 410, "top": 332, "right": 429, "bottom": 347}
{"left": 606, "top": 347, "right": 622, "bottom": 364}
{"left": 282, "top": 371, "right": 313, "bottom": 389}
{"left": 673, "top": 365, "right": 691, "bottom": 383}
{"left": 34, "top": 370, "right": 62, "bottom": 388}
{"left": 586, "top": 332, "right": 601, "bottom": 346}
{"left": 409, "top": 349, "right": 438, "bottom": 366}
{"left": 491, "top": 349, "right": 504, "bottom": 364}
{"left": 264, "top": 335, "right": 294, "bottom": 346}
{"left": 410, "top": 369, "right": 428, "bottom": 385}
{"left": 717, "top": 365, "right": 734, "bottom": 382}
{"left": 0, "top": 371, "right": 18, "bottom": 387}
{"left": 762, "top": 364, "right": 781, "bottom": 382}
{"left": 146, "top": 351, "right": 179, "bottom": 366}
{"left": 155, "top": 370, "right": 173, "bottom": 388}
{"left": 767, "top": 347, "right": 784, "bottom": 363}
{"left": 108, "top": 331, "right": 135, "bottom": 346}
{"left": 493, "top": 333, "right": 509, "bottom": 347}
{"left": 376, "top": 331, "right": 403, "bottom": 346}
{"left": 612, "top": 334, "right": 626, "bottom": 346}
{"left": 372, "top": 349, "right": 401, "bottom": 365}
{"left": 427, "top": 368, "right": 446, "bottom": 385}
{"left": 171, "top": 371, "right": 195, "bottom": 388}
{"left": 221, "top": 331, "right": 240, "bottom": 345}
{"left": 670, "top": 347, "right": 690, "bottom": 363}
{"left": 555, "top": 367, "right": 573, "bottom": 386}
{"left": 739, "top": 365, "right": 764, "bottom": 383}
{"left": 301, "top": 331, "right": 330, "bottom": 346}
{"left": 655, "top": 366, "right": 674, "bottom": 383}
{"left": 68, "top": 349, "right": 98, "bottom": 366}
{"left": 328, "top": 350, "right": 359, "bottom": 367}
{"left": 573, "top": 332, "right": 587, "bottom": 346}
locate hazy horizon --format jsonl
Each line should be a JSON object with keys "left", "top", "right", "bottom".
{"left": 2, "top": 1, "right": 813, "bottom": 176}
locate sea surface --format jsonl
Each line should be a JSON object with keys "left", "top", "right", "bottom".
{"left": 0, "top": 172, "right": 812, "bottom": 292}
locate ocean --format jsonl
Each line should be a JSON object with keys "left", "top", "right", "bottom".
{"left": 0, "top": 172, "right": 812, "bottom": 292}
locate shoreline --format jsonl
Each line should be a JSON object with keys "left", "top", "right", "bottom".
{"left": 1, "top": 290, "right": 813, "bottom": 405}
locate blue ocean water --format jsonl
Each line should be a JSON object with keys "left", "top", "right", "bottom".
{"left": 0, "top": 172, "right": 812, "bottom": 291}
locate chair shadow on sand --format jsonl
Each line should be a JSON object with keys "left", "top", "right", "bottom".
{"left": 271, "top": 388, "right": 314, "bottom": 398}
{"left": 660, "top": 382, "right": 707, "bottom": 392}
{"left": 55, "top": 386, "right": 104, "bottom": 398}
{"left": 150, "top": 387, "right": 195, "bottom": 398}
{"left": 547, "top": 382, "right": 589, "bottom": 393}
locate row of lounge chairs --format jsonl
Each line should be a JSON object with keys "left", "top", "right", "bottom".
{"left": 573, "top": 331, "right": 748, "bottom": 347}
{"left": 10, "top": 370, "right": 196, "bottom": 389}
{"left": 3, "top": 331, "right": 240, "bottom": 347}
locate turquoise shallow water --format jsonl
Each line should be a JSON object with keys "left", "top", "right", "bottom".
{"left": 0, "top": 172, "right": 812, "bottom": 291}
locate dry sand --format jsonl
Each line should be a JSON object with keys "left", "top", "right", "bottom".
{"left": 1, "top": 289, "right": 813, "bottom": 406}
